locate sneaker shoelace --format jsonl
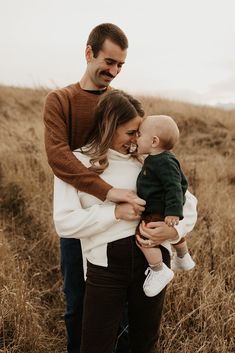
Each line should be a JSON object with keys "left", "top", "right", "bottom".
{"left": 144, "top": 267, "right": 152, "bottom": 276}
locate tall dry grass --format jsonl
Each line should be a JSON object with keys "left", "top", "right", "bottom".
{"left": 0, "top": 85, "right": 234, "bottom": 353}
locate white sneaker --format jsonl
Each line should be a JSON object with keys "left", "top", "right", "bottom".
{"left": 143, "top": 263, "right": 174, "bottom": 297}
{"left": 171, "top": 252, "right": 196, "bottom": 271}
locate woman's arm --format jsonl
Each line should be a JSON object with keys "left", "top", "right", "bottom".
{"left": 53, "top": 176, "right": 141, "bottom": 239}
{"left": 171, "top": 190, "right": 198, "bottom": 243}
{"left": 137, "top": 190, "right": 197, "bottom": 247}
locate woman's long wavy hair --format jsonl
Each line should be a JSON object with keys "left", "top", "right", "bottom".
{"left": 82, "top": 89, "right": 145, "bottom": 174}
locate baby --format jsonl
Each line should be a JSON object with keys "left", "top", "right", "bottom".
{"left": 136, "top": 115, "right": 195, "bottom": 297}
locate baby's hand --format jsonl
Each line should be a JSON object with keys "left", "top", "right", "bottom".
{"left": 165, "top": 216, "right": 179, "bottom": 227}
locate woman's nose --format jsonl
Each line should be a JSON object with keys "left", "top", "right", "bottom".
{"left": 130, "top": 135, "right": 137, "bottom": 143}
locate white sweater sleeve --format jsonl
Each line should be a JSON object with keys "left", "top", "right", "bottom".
{"left": 170, "top": 190, "right": 198, "bottom": 244}
{"left": 53, "top": 176, "right": 118, "bottom": 239}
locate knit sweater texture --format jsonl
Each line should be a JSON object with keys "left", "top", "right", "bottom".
{"left": 43, "top": 82, "right": 112, "bottom": 201}
{"left": 137, "top": 151, "right": 188, "bottom": 219}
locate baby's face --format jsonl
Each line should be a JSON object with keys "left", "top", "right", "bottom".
{"left": 136, "top": 119, "right": 154, "bottom": 154}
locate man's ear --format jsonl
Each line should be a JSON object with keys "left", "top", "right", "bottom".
{"left": 85, "top": 45, "right": 93, "bottom": 62}
{"left": 152, "top": 136, "right": 159, "bottom": 147}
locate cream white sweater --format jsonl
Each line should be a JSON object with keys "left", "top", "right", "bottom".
{"left": 53, "top": 149, "right": 197, "bottom": 267}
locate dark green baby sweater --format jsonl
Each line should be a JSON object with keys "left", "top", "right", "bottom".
{"left": 137, "top": 151, "right": 188, "bottom": 219}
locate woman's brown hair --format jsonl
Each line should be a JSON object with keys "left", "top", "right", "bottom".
{"left": 82, "top": 90, "right": 145, "bottom": 174}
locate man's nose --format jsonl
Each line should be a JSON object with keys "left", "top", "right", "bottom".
{"left": 109, "top": 64, "right": 119, "bottom": 77}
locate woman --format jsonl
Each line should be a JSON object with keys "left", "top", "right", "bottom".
{"left": 53, "top": 90, "right": 197, "bottom": 353}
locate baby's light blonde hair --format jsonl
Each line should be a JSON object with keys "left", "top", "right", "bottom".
{"left": 147, "top": 115, "right": 179, "bottom": 150}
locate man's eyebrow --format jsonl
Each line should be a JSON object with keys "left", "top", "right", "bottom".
{"left": 105, "top": 57, "right": 125, "bottom": 64}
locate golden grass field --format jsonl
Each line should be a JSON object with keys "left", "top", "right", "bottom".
{"left": 0, "top": 85, "right": 234, "bottom": 353}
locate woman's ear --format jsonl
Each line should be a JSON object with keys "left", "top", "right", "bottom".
{"left": 85, "top": 45, "right": 93, "bottom": 62}
{"left": 152, "top": 136, "right": 160, "bottom": 147}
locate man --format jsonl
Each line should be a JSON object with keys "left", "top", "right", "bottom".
{"left": 43, "top": 23, "right": 144, "bottom": 353}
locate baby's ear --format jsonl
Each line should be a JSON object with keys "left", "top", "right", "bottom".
{"left": 152, "top": 136, "right": 159, "bottom": 147}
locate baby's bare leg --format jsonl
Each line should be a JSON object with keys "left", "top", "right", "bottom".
{"left": 140, "top": 246, "right": 163, "bottom": 268}
{"left": 173, "top": 237, "right": 188, "bottom": 258}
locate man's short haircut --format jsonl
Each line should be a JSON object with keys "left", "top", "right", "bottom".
{"left": 87, "top": 23, "right": 128, "bottom": 57}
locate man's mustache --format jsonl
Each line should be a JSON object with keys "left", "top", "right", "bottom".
{"left": 100, "top": 71, "right": 115, "bottom": 78}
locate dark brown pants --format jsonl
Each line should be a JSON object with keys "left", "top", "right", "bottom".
{"left": 80, "top": 236, "right": 170, "bottom": 353}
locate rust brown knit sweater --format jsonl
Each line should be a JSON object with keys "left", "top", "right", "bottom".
{"left": 43, "top": 82, "right": 112, "bottom": 201}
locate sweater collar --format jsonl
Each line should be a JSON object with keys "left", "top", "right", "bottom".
{"left": 107, "top": 149, "right": 132, "bottom": 160}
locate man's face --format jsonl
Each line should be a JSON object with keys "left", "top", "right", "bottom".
{"left": 86, "top": 39, "right": 127, "bottom": 89}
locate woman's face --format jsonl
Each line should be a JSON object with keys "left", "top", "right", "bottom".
{"left": 110, "top": 116, "right": 142, "bottom": 154}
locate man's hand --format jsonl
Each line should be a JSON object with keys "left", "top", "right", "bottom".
{"left": 115, "top": 203, "right": 141, "bottom": 221}
{"left": 106, "top": 188, "right": 145, "bottom": 214}
{"left": 136, "top": 221, "right": 179, "bottom": 247}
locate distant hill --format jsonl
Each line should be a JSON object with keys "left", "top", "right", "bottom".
{"left": 215, "top": 102, "right": 235, "bottom": 110}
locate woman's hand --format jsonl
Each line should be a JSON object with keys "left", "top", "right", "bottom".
{"left": 136, "top": 221, "right": 179, "bottom": 247}
{"left": 115, "top": 202, "right": 142, "bottom": 221}
{"left": 107, "top": 188, "right": 146, "bottom": 214}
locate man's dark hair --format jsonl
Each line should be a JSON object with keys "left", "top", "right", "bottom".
{"left": 87, "top": 23, "right": 128, "bottom": 57}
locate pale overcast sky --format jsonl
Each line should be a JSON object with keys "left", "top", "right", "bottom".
{"left": 1, "top": 0, "right": 235, "bottom": 105}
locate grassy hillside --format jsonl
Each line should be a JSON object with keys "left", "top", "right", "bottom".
{"left": 0, "top": 85, "right": 234, "bottom": 353}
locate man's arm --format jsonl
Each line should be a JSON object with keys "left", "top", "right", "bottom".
{"left": 44, "top": 90, "right": 145, "bottom": 208}
{"left": 43, "top": 90, "right": 112, "bottom": 201}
